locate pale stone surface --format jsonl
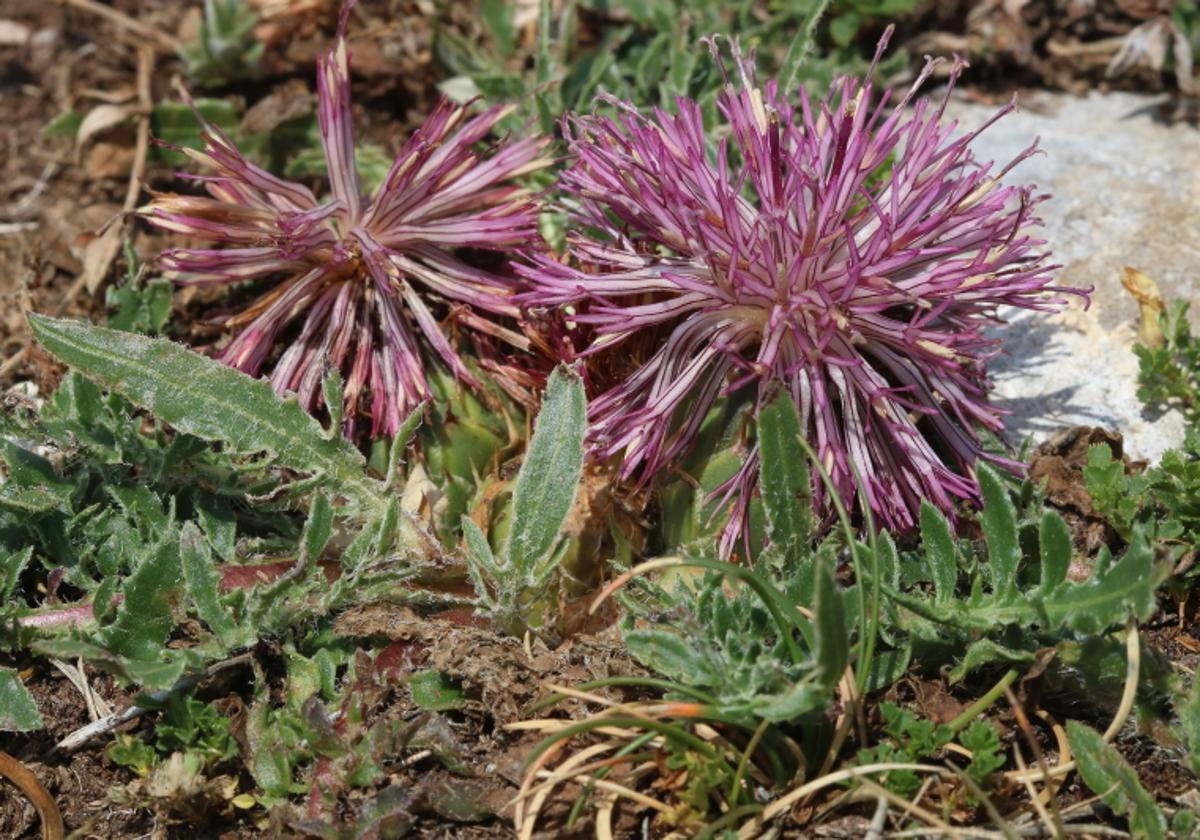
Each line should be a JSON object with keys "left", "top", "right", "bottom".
{"left": 942, "top": 90, "right": 1200, "bottom": 461}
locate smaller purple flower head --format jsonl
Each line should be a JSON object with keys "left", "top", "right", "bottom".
{"left": 138, "top": 0, "right": 550, "bottom": 437}
{"left": 519, "top": 31, "right": 1086, "bottom": 554}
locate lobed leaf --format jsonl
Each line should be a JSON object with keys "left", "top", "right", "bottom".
{"left": 1041, "top": 533, "right": 1166, "bottom": 634}
{"left": 179, "top": 522, "right": 240, "bottom": 646}
{"left": 1067, "top": 720, "right": 1166, "bottom": 840}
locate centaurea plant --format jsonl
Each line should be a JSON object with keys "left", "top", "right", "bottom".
{"left": 521, "top": 33, "right": 1086, "bottom": 553}
{"left": 139, "top": 3, "right": 549, "bottom": 437}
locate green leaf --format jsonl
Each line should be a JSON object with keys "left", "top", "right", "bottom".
{"left": 0, "top": 546, "right": 31, "bottom": 602}
{"left": 100, "top": 535, "right": 186, "bottom": 665}
{"left": 780, "top": 0, "right": 834, "bottom": 91}
{"left": 919, "top": 502, "right": 956, "bottom": 604}
{"left": 180, "top": 522, "right": 240, "bottom": 645}
{"left": 978, "top": 462, "right": 1020, "bottom": 602}
{"left": 106, "top": 275, "right": 173, "bottom": 336}
{"left": 28, "top": 316, "right": 379, "bottom": 511}
{"left": 623, "top": 628, "right": 722, "bottom": 686}
{"left": 481, "top": 0, "right": 516, "bottom": 56}
{"left": 1042, "top": 533, "right": 1166, "bottom": 634}
{"left": 0, "top": 440, "right": 76, "bottom": 514}
{"left": 33, "top": 638, "right": 189, "bottom": 688}
{"left": 864, "top": 644, "right": 911, "bottom": 694}
{"left": 757, "top": 391, "right": 813, "bottom": 568}
{"left": 43, "top": 110, "right": 84, "bottom": 138}
{"left": 1037, "top": 509, "right": 1073, "bottom": 596}
{"left": 960, "top": 720, "right": 1005, "bottom": 784}
{"left": 195, "top": 492, "right": 237, "bottom": 563}
{"left": 829, "top": 12, "right": 861, "bottom": 48}
{"left": 300, "top": 494, "right": 334, "bottom": 565}
{"left": 812, "top": 551, "right": 848, "bottom": 690}
{"left": 1067, "top": 720, "right": 1166, "bottom": 840}
{"left": 949, "top": 638, "right": 1034, "bottom": 682}
{"left": 750, "top": 680, "right": 831, "bottom": 722}
{"left": 408, "top": 670, "right": 467, "bottom": 712}
{"left": 149, "top": 100, "right": 240, "bottom": 163}
{"left": 504, "top": 366, "right": 586, "bottom": 574}
{"left": 0, "top": 668, "right": 43, "bottom": 731}
{"left": 1179, "top": 674, "right": 1200, "bottom": 776}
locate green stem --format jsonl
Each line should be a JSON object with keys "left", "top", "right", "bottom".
{"left": 946, "top": 667, "right": 1020, "bottom": 734}
{"left": 727, "top": 718, "right": 770, "bottom": 806}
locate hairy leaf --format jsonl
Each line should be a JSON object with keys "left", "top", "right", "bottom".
{"left": 978, "top": 463, "right": 1020, "bottom": 602}
{"left": 1067, "top": 720, "right": 1166, "bottom": 840}
{"left": 28, "top": 316, "right": 378, "bottom": 509}
{"left": 0, "top": 667, "right": 43, "bottom": 731}
{"left": 757, "top": 391, "right": 814, "bottom": 571}
{"left": 179, "top": 522, "right": 240, "bottom": 646}
{"left": 505, "top": 366, "right": 586, "bottom": 574}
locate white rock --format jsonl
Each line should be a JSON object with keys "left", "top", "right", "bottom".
{"left": 943, "top": 90, "right": 1200, "bottom": 461}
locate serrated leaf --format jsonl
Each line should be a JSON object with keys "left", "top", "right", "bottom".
{"left": 747, "top": 680, "right": 829, "bottom": 722}
{"left": 919, "top": 502, "right": 957, "bottom": 604}
{"left": 33, "top": 638, "right": 189, "bottom": 688}
{"left": 757, "top": 391, "right": 813, "bottom": 568}
{"left": 0, "top": 440, "right": 75, "bottom": 513}
{"left": 978, "top": 462, "right": 1020, "bottom": 602}
{"left": 100, "top": 535, "right": 185, "bottom": 665}
{"left": 960, "top": 720, "right": 1006, "bottom": 783}
{"left": 0, "top": 667, "right": 43, "bottom": 731}
{"left": 505, "top": 366, "right": 585, "bottom": 574}
{"left": 180, "top": 522, "right": 240, "bottom": 645}
{"left": 461, "top": 515, "right": 500, "bottom": 584}
{"left": 285, "top": 648, "right": 322, "bottom": 709}
{"left": 1067, "top": 720, "right": 1166, "bottom": 840}
{"left": 0, "top": 546, "right": 31, "bottom": 602}
{"left": 28, "top": 316, "right": 379, "bottom": 510}
{"left": 1042, "top": 532, "right": 1165, "bottom": 634}
{"left": 949, "top": 638, "right": 1035, "bottom": 682}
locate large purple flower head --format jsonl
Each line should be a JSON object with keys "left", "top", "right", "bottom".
{"left": 138, "top": 2, "right": 549, "bottom": 437}
{"left": 520, "top": 33, "right": 1085, "bottom": 553}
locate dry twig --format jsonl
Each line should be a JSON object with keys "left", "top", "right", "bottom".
{"left": 0, "top": 752, "right": 65, "bottom": 840}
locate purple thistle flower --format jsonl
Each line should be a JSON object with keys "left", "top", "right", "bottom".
{"left": 138, "top": 3, "right": 550, "bottom": 438}
{"left": 519, "top": 32, "right": 1086, "bottom": 553}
